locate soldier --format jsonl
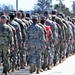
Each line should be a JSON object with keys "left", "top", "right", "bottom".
{"left": 19, "top": 10, "right": 29, "bottom": 66}
{"left": 9, "top": 12, "right": 22, "bottom": 71}
{"left": 13, "top": 11, "right": 27, "bottom": 69}
{"left": 40, "top": 15, "right": 54, "bottom": 70}
{"left": 6, "top": 16, "right": 18, "bottom": 72}
{"left": 66, "top": 16, "right": 74, "bottom": 57}
{"left": 26, "top": 15, "right": 46, "bottom": 74}
{"left": 51, "top": 10, "right": 66, "bottom": 64}
{"left": 19, "top": 10, "right": 30, "bottom": 27}
{"left": 44, "top": 10, "right": 58, "bottom": 66}
{"left": 51, "top": 15, "right": 60, "bottom": 66}
{"left": 0, "top": 15, "right": 14, "bottom": 75}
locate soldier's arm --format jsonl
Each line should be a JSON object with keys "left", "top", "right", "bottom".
{"left": 8, "top": 26, "right": 14, "bottom": 51}
{"left": 39, "top": 26, "right": 46, "bottom": 47}
{"left": 16, "top": 23, "right": 22, "bottom": 45}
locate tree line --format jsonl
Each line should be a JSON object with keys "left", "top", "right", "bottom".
{"left": 0, "top": 0, "right": 74, "bottom": 17}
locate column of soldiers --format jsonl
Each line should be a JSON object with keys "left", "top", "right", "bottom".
{"left": 0, "top": 9, "right": 75, "bottom": 75}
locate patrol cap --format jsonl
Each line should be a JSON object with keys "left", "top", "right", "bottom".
{"left": 58, "top": 12, "right": 65, "bottom": 18}
{"left": 0, "top": 12, "right": 5, "bottom": 17}
{"left": 17, "top": 12, "right": 22, "bottom": 17}
{"left": 26, "top": 12, "right": 31, "bottom": 18}
{"left": 44, "top": 10, "right": 49, "bottom": 16}
{"left": 66, "top": 16, "right": 71, "bottom": 21}
{"left": 34, "top": 13, "right": 40, "bottom": 19}
{"left": 51, "top": 15, "right": 56, "bottom": 21}
{"left": 19, "top": 10, "right": 25, "bottom": 18}
{"left": 40, "top": 15, "right": 46, "bottom": 20}
{"left": 51, "top": 9, "right": 57, "bottom": 15}
{"left": 12, "top": 10, "right": 17, "bottom": 17}
{"left": 32, "top": 15, "right": 38, "bottom": 20}
{"left": 9, "top": 12, "right": 15, "bottom": 16}
{"left": 1, "top": 15, "right": 7, "bottom": 19}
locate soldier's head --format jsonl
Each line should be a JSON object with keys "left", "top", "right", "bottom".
{"left": 58, "top": 12, "right": 65, "bottom": 18}
{"left": 40, "top": 15, "right": 46, "bottom": 25}
{"left": 12, "top": 10, "right": 17, "bottom": 17}
{"left": 51, "top": 9, "right": 57, "bottom": 15}
{"left": 17, "top": 12, "right": 22, "bottom": 19}
{"left": 0, "top": 12, "right": 5, "bottom": 17}
{"left": 9, "top": 12, "right": 15, "bottom": 20}
{"left": 51, "top": 15, "right": 56, "bottom": 22}
{"left": 72, "top": 18, "right": 75, "bottom": 24}
{"left": 32, "top": 15, "right": 38, "bottom": 24}
{"left": 44, "top": 10, "right": 49, "bottom": 18}
{"left": 1, "top": 15, "right": 7, "bottom": 24}
{"left": 19, "top": 10, "right": 26, "bottom": 18}
{"left": 26, "top": 12, "right": 31, "bottom": 19}
{"left": 6, "top": 16, "right": 10, "bottom": 24}
{"left": 66, "top": 16, "right": 72, "bottom": 21}
{"left": 34, "top": 13, "right": 40, "bottom": 23}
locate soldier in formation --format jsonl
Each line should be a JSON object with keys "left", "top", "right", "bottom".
{"left": 0, "top": 9, "right": 75, "bottom": 75}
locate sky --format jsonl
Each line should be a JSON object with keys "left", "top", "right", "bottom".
{"left": 0, "top": 0, "right": 73, "bottom": 11}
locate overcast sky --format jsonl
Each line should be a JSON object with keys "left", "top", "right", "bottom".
{"left": 0, "top": 0, "right": 73, "bottom": 11}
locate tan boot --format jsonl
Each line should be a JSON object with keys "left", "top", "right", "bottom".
{"left": 24, "top": 62, "right": 27, "bottom": 67}
{"left": 20, "top": 63, "right": 25, "bottom": 69}
{"left": 8, "top": 69, "right": 11, "bottom": 74}
{"left": 30, "top": 64, "right": 35, "bottom": 74}
{"left": 47, "top": 64, "right": 52, "bottom": 70}
{"left": 36, "top": 68, "right": 43, "bottom": 74}
{"left": 5, "top": 72, "right": 9, "bottom": 75}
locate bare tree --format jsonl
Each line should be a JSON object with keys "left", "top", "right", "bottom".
{"left": 34, "top": 0, "right": 52, "bottom": 14}
{"left": 2, "top": 4, "right": 14, "bottom": 13}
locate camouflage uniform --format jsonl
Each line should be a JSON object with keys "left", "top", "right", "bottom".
{"left": 27, "top": 15, "right": 46, "bottom": 74}
{"left": 9, "top": 12, "right": 22, "bottom": 71}
{"left": 14, "top": 12, "right": 27, "bottom": 69}
{"left": 66, "top": 20, "right": 73, "bottom": 56}
{"left": 0, "top": 15, "right": 14, "bottom": 75}
{"left": 45, "top": 17, "right": 56, "bottom": 67}
{"left": 40, "top": 15, "right": 54, "bottom": 70}
{"left": 9, "top": 24, "right": 18, "bottom": 71}
{"left": 56, "top": 17, "right": 65, "bottom": 63}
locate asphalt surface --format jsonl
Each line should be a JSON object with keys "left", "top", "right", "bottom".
{"left": 0, "top": 55, "right": 75, "bottom": 75}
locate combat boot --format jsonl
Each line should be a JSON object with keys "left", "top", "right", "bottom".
{"left": 20, "top": 63, "right": 25, "bottom": 69}
{"left": 36, "top": 68, "right": 43, "bottom": 74}
{"left": 47, "top": 64, "right": 52, "bottom": 70}
{"left": 42, "top": 63, "right": 47, "bottom": 71}
{"left": 5, "top": 72, "right": 9, "bottom": 75}
{"left": 24, "top": 62, "right": 27, "bottom": 67}
{"left": 15, "top": 64, "right": 18, "bottom": 70}
{"left": 12, "top": 65, "right": 16, "bottom": 72}
{"left": 30, "top": 64, "right": 35, "bottom": 74}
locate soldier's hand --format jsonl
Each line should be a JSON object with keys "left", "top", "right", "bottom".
{"left": 43, "top": 45, "right": 46, "bottom": 52}
{"left": 10, "top": 47, "right": 14, "bottom": 53}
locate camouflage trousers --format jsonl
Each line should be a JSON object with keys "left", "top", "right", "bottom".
{"left": 0, "top": 45, "right": 10, "bottom": 73}
{"left": 66, "top": 39, "right": 73, "bottom": 56}
{"left": 43, "top": 44, "right": 54, "bottom": 66}
{"left": 28, "top": 46, "right": 42, "bottom": 69}
{"left": 54, "top": 43, "right": 60, "bottom": 64}
{"left": 10, "top": 47, "right": 18, "bottom": 70}
{"left": 20, "top": 43, "right": 26, "bottom": 65}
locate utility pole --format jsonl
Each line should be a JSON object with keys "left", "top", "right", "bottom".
{"left": 16, "top": 0, "right": 18, "bottom": 12}
{"left": 59, "top": 0, "right": 62, "bottom": 12}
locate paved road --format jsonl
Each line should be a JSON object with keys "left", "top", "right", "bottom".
{"left": 0, "top": 55, "right": 75, "bottom": 75}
